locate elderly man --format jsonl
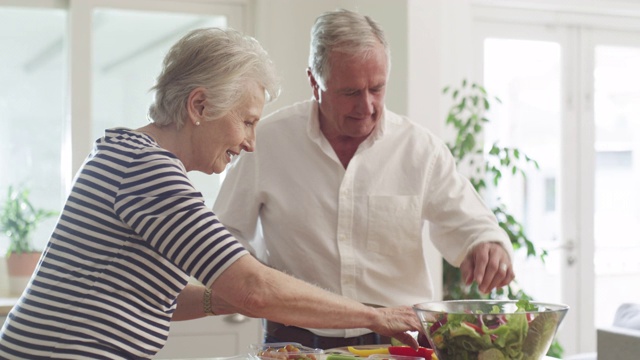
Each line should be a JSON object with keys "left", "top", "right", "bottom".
{"left": 214, "top": 9, "right": 514, "bottom": 349}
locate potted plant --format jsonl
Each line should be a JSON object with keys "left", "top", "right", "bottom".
{"left": 441, "top": 79, "right": 563, "bottom": 358}
{"left": 0, "top": 185, "right": 57, "bottom": 295}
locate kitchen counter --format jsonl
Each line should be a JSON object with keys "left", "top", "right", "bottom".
{"left": 0, "top": 256, "right": 20, "bottom": 316}
{"left": 0, "top": 296, "right": 17, "bottom": 316}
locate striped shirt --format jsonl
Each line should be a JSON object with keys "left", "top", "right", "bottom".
{"left": 0, "top": 128, "right": 248, "bottom": 359}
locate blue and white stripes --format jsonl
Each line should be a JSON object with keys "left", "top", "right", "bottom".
{"left": 0, "top": 128, "right": 247, "bottom": 359}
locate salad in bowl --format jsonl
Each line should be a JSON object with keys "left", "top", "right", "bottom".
{"left": 413, "top": 299, "right": 568, "bottom": 360}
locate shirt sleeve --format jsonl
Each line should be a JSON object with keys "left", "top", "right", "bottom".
{"left": 423, "top": 142, "right": 513, "bottom": 267}
{"left": 113, "top": 155, "right": 248, "bottom": 288}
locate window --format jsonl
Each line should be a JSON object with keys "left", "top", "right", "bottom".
{"left": 91, "top": 8, "right": 229, "bottom": 205}
{"left": 0, "top": 0, "right": 244, "bottom": 254}
{"left": 0, "top": 6, "right": 67, "bottom": 254}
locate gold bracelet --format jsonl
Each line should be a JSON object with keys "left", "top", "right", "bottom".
{"left": 203, "top": 288, "right": 216, "bottom": 316}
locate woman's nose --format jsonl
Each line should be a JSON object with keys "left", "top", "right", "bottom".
{"left": 241, "top": 132, "right": 256, "bottom": 152}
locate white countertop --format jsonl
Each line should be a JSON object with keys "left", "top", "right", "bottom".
{"left": 0, "top": 296, "right": 18, "bottom": 316}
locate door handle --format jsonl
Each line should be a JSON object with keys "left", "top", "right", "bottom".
{"left": 560, "top": 240, "right": 576, "bottom": 266}
{"left": 223, "top": 313, "right": 251, "bottom": 324}
{"left": 546, "top": 240, "right": 575, "bottom": 251}
{"left": 544, "top": 239, "right": 576, "bottom": 266}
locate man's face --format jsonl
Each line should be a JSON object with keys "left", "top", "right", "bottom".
{"left": 312, "top": 43, "right": 388, "bottom": 143}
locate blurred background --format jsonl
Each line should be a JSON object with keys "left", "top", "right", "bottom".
{"left": 1, "top": 0, "right": 639, "bottom": 357}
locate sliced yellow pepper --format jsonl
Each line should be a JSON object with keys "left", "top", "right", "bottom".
{"left": 346, "top": 346, "right": 390, "bottom": 356}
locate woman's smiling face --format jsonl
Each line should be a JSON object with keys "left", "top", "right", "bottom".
{"left": 194, "top": 82, "right": 265, "bottom": 174}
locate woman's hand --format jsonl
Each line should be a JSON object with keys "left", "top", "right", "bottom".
{"left": 369, "top": 306, "right": 423, "bottom": 349}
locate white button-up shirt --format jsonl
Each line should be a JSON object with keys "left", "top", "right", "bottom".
{"left": 214, "top": 100, "right": 511, "bottom": 338}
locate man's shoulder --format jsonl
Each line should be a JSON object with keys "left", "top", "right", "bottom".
{"left": 260, "top": 99, "right": 313, "bottom": 127}
{"left": 253, "top": 100, "right": 312, "bottom": 149}
{"left": 384, "top": 109, "right": 440, "bottom": 141}
{"left": 378, "top": 111, "right": 451, "bottom": 161}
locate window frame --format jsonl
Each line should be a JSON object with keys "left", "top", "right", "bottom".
{"left": 67, "top": 0, "right": 247, "bottom": 184}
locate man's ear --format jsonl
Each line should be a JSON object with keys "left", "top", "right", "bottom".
{"left": 307, "top": 68, "right": 321, "bottom": 101}
{"left": 187, "top": 87, "right": 207, "bottom": 124}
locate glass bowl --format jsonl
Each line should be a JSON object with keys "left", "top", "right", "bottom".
{"left": 413, "top": 300, "right": 568, "bottom": 360}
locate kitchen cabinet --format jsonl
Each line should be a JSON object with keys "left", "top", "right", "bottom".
{"left": 155, "top": 314, "right": 262, "bottom": 359}
{"left": 0, "top": 306, "right": 261, "bottom": 359}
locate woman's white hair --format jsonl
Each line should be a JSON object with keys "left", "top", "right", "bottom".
{"left": 149, "top": 27, "right": 280, "bottom": 127}
{"left": 308, "top": 8, "right": 390, "bottom": 89}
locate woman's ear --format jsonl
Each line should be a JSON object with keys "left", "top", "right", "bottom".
{"left": 187, "top": 87, "right": 207, "bottom": 125}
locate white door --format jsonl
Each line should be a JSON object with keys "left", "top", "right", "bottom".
{"left": 473, "top": 13, "right": 640, "bottom": 357}
{"left": 584, "top": 26, "right": 640, "bottom": 339}
{"left": 473, "top": 19, "right": 571, "bottom": 351}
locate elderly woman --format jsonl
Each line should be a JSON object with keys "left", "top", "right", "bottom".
{"left": 0, "top": 28, "right": 421, "bottom": 359}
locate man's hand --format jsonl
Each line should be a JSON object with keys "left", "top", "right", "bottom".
{"left": 459, "top": 242, "right": 515, "bottom": 293}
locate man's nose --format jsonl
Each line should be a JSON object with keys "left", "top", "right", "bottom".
{"left": 357, "top": 91, "right": 375, "bottom": 115}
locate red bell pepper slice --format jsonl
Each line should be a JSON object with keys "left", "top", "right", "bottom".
{"left": 527, "top": 312, "right": 535, "bottom": 323}
{"left": 388, "top": 346, "right": 433, "bottom": 359}
{"left": 463, "top": 321, "right": 484, "bottom": 334}
{"left": 428, "top": 318, "right": 446, "bottom": 334}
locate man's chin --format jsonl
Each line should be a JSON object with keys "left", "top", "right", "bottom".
{"left": 349, "top": 125, "right": 377, "bottom": 138}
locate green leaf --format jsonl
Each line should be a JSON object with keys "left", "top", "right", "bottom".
{"left": 446, "top": 113, "right": 456, "bottom": 124}
{"left": 0, "top": 185, "right": 57, "bottom": 256}
{"left": 462, "top": 133, "right": 476, "bottom": 152}
{"left": 460, "top": 97, "right": 467, "bottom": 110}
{"left": 493, "top": 171, "right": 502, "bottom": 186}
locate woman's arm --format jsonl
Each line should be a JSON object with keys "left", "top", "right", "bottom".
{"left": 207, "top": 255, "right": 422, "bottom": 346}
{"left": 173, "top": 283, "right": 233, "bottom": 321}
